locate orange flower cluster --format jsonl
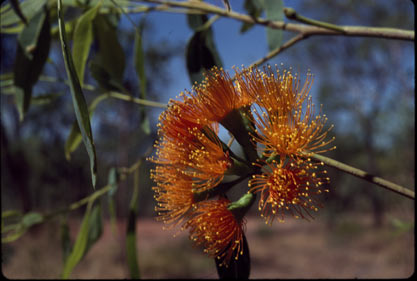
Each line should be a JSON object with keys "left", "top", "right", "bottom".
{"left": 149, "top": 65, "right": 335, "bottom": 266}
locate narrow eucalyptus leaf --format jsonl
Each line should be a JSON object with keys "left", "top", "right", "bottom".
{"left": 72, "top": 1, "right": 101, "bottom": 86}
{"left": 126, "top": 209, "right": 140, "bottom": 278}
{"left": 60, "top": 219, "right": 72, "bottom": 264}
{"left": 93, "top": 14, "right": 125, "bottom": 86}
{"left": 61, "top": 203, "right": 92, "bottom": 279}
{"left": 13, "top": 5, "right": 50, "bottom": 121}
{"left": 84, "top": 203, "right": 103, "bottom": 257}
{"left": 134, "top": 24, "right": 151, "bottom": 135}
{"left": 17, "top": 6, "right": 45, "bottom": 59}
{"left": 0, "top": 0, "right": 46, "bottom": 27}
{"left": 10, "top": 0, "right": 27, "bottom": 24}
{"left": 58, "top": 0, "right": 97, "bottom": 188}
{"left": 64, "top": 94, "right": 109, "bottom": 161}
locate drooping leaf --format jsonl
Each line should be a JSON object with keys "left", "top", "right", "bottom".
{"left": 60, "top": 218, "right": 72, "bottom": 264}
{"left": 0, "top": 0, "right": 46, "bottom": 28}
{"left": 107, "top": 167, "right": 119, "bottom": 234}
{"left": 64, "top": 94, "right": 109, "bottom": 161}
{"left": 240, "top": 0, "right": 263, "bottom": 33}
{"left": 126, "top": 209, "right": 140, "bottom": 278}
{"left": 215, "top": 233, "right": 251, "bottom": 279}
{"left": 126, "top": 167, "right": 141, "bottom": 278}
{"left": 186, "top": 13, "right": 222, "bottom": 85}
{"left": 9, "top": 0, "right": 27, "bottom": 24}
{"left": 72, "top": 1, "right": 101, "bottom": 87}
{"left": 262, "top": 0, "right": 284, "bottom": 51}
{"left": 58, "top": 0, "right": 98, "bottom": 188}
{"left": 187, "top": 13, "right": 208, "bottom": 31}
{"left": 92, "top": 13, "right": 125, "bottom": 90}
{"left": 13, "top": 5, "right": 51, "bottom": 121}
{"left": 61, "top": 202, "right": 93, "bottom": 279}
{"left": 134, "top": 20, "right": 150, "bottom": 135}
{"left": 84, "top": 202, "right": 103, "bottom": 256}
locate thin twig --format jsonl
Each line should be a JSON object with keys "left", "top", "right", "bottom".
{"left": 247, "top": 33, "right": 308, "bottom": 69}
{"left": 310, "top": 153, "right": 415, "bottom": 200}
{"left": 136, "top": 0, "right": 414, "bottom": 41}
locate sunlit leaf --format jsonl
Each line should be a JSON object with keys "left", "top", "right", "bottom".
{"left": 58, "top": 0, "right": 98, "bottom": 188}
{"left": 72, "top": 1, "right": 101, "bottom": 87}
{"left": 262, "top": 0, "right": 284, "bottom": 51}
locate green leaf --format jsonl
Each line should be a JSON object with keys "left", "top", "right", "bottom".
{"left": 72, "top": 1, "right": 101, "bottom": 87}
{"left": 107, "top": 167, "right": 119, "bottom": 234}
{"left": 64, "top": 94, "right": 109, "bottom": 161}
{"left": 1, "top": 212, "right": 44, "bottom": 243}
{"left": 60, "top": 218, "right": 72, "bottom": 264}
{"left": 262, "top": 0, "right": 284, "bottom": 51}
{"left": 0, "top": 0, "right": 46, "bottom": 27}
{"left": 61, "top": 202, "right": 93, "bottom": 279}
{"left": 240, "top": 0, "right": 263, "bottom": 33}
{"left": 126, "top": 167, "right": 141, "bottom": 278}
{"left": 126, "top": 209, "right": 140, "bottom": 278}
{"left": 84, "top": 203, "right": 103, "bottom": 256}
{"left": 21, "top": 212, "right": 44, "bottom": 228}
{"left": 92, "top": 14, "right": 125, "bottom": 89}
{"left": 9, "top": 0, "right": 27, "bottom": 24}
{"left": 185, "top": 15, "right": 223, "bottom": 84}
{"left": 13, "top": 5, "right": 51, "bottom": 121}
{"left": 187, "top": 13, "right": 208, "bottom": 31}
{"left": 134, "top": 21, "right": 150, "bottom": 135}
{"left": 58, "top": 0, "right": 98, "bottom": 188}
{"left": 31, "top": 93, "right": 62, "bottom": 105}
{"left": 215, "top": 233, "right": 251, "bottom": 279}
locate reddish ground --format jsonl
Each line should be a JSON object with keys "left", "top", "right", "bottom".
{"left": 1, "top": 213, "right": 414, "bottom": 279}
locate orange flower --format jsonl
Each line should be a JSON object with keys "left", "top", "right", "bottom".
{"left": 184, "top": 197, "right": 246, "bottom": 267}
{"left": 249, "top": 159, "right": 330, "bottom": 224}
{"left": 152, "top": 165, "right": 195, "bottom": 229}
{"left": 235, "top": 65, "right": 308, "bottom": 116}
{"left": 246, "top": 68, "right": 335, "bottom": 158}
{"left": 151, "top": 123, "right": 231, "bottom": 192}
{"left": 183, "top": 66, "right": 253, "bottom": 123}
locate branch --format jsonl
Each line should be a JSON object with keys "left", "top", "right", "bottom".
{"left": 310, "top": 153, "right": 415, "bottom": 200}
{"left": 136, "top": 0, "right": 414, "bottom": 41}
{"left": 247, "top": 33, "right": 307, "bottom": 69}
